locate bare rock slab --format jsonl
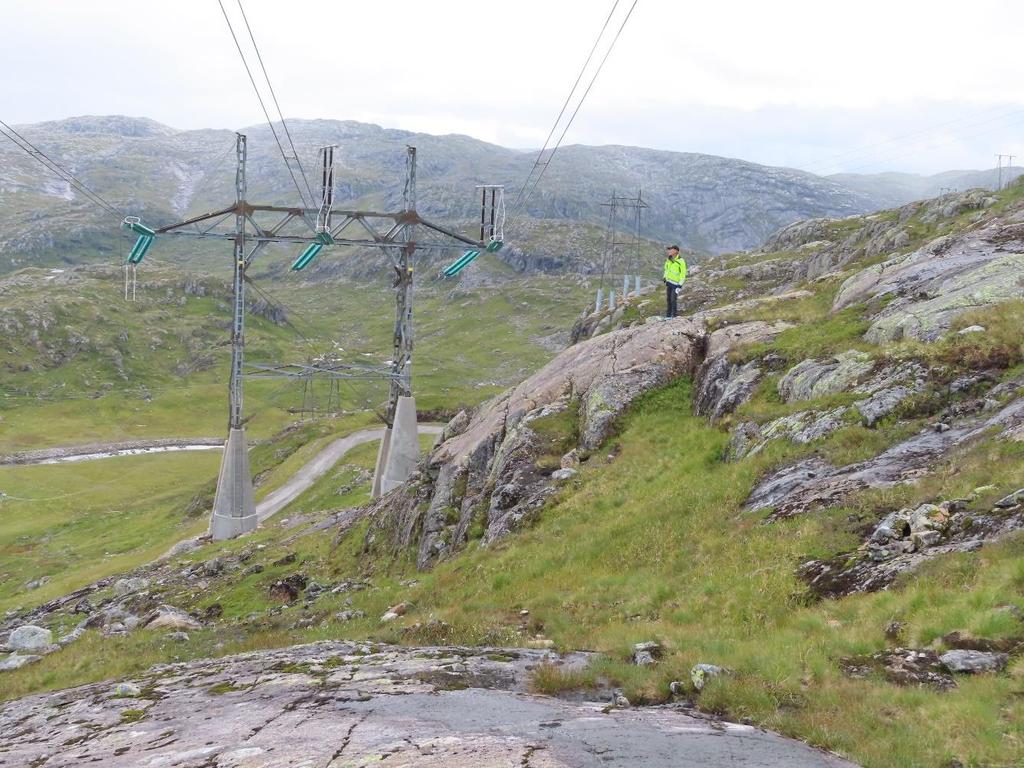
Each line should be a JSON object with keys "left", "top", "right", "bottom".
{"left": 0, "top": 641, "right": 857, "bottom": 767}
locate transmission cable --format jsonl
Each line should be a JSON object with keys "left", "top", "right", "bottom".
{"left": 507, "top": 0, "right": 639, "bottom": 234}
{"left": 799, "top": 104, "right": 1024, "bottom": 176}
{"left": 507, "top": 0, "right": 621, "bottom": 219}
{"left": 234, "top": 0, "right": 316, "bottom": 206}
{"left": 217, "top": 0, "right": 312, "bottom": 209}
{"left": 0, "top": 119, "right": 123, "bottom": 220}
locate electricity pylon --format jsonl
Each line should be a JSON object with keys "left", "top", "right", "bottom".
{"left": 123, "top": 133, "right": 485, "bottom": 539}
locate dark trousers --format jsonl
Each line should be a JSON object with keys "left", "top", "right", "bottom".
{"left": 665, "top": 282, "right": 678, "bottom": 317}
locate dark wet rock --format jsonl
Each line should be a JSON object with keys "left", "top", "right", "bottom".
{"left": 841, "top": 648, "right": 956, "bottom": 691}
{"left": 632, "top": 640, "right": 662, "bottom": 666}
{"left": 941, "top": 630, "right": 1022, "bottom": 654}
{"left": 799, "top": 500, "right": 1024, "bottom": 598}
{"left": 694, "top": 356, "right": 762, "bottom": 420}
{"left": 269, "top": 574, "right": 308, "bottom": 603}
{"left": 940, "top": 649, "right": 1008, "bottom": 674}
{"left": 272, "top": 552, "right": 297, "bottom": 566}
{"left": 693, "top": 321, "right": 792, "bottom": 421}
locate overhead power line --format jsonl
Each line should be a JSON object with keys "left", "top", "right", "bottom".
{"left": 800, "top": 104, "right": 1024, "bottom": 176}
{"left": 234, "top": 0, "right": 316, "bottom": 205}
{"left": 0, "top": 119, "right": 123, "bottom": 220}
{"left": 217, "top": 0, "right": 314, "bottom": 208}
{"left": 506, "top": 0, "right": 639, "bottom": 234}
{"left": 508, "top": 0, "right": 622, "bottom": 218}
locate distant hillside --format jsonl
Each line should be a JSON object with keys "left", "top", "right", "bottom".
{"left": 830, "top": 166, "right": 1024, "bottom": 208}
{"left": 1, "top": 115, "right": 882, "bottom": 274}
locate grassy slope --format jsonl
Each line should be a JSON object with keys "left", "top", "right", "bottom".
{"left": 6, "top": 187, "right": 1024, "bottom": 766}
{"left": 0, "top": 256, "right": 583, "bottom": 611}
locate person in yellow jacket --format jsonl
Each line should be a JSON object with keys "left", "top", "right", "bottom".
{"left": 663, "top": 245, "right": 686, "bottom": 318}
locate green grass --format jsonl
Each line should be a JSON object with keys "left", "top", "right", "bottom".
{"left": 316, "top": 379, "right": 1023, "bottom": 768}
{"left": 0, "top": 451, "right": 219, "bottom": 613}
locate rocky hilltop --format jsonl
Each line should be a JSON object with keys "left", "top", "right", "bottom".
{"left": 1, "top": 115, "right": 886, "bottom": 275}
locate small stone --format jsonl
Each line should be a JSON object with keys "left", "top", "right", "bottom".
{"left": 632, "top": 640, "right": 662, "bottom": 666}
{"left": 245, "top": 564, "right": 264, "bottom": 576}
{"left": 272, "top": 553, "right": 297, "bottom": 567}
{"left": 933, "top": 422, "right": 950, "bottom": 433}
{"left": 166, "top": 631, "right": 190, "bottom": 642}
{"left": 884, "top": 621, "right": 905, "bottom": 642}
{"left": 911, "top": 530, "right": 943, "bottom": 550}
{"left": 113, "top": 682, "right": 141, "bottom": 697}
{"left": 691, "top": 663, "right": 726, "bottom": 691}
{"left": 380, "top": 611, "right": 399, "bottom": 623}
{"left": 142, "top": 605, "right": 201, "bottom": 631}
{"left": 335, "top": 610, "right": 365, "bottom": 622}
{"left": 519, "top": 609, "right": 530, "bottom": 617}
{"left": 551, "top": 468, "right": 577, "bottom": 481}
{"left": 113, "top": 577, "right": 149, "bottom": 597}
{"left": 940, "top": 649, "right": 1008, "bottom": 674}
{"left": 0, "top": 652, "right": 41, "bottom": 671}
{"left": 7, "top": 625, "right": 53, "bottom": 652}
{"left": 957, "top": 325, "right": 985, "bottom": 335}
{"left": 560, "top": 450, "right": 580, "bottom": 469}
{"left": 203, "top": 558, "right": 225, "bottom": 577}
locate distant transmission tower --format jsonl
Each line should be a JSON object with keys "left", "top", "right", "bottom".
{"left": 996, "top": 153, "right": 1016, "bottom": 190}
{"left": 596, "top": 190, "right": 647, "bottom": 310}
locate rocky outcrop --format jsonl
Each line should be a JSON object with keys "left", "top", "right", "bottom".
{"left": 747, "top": 396, "right": 1024, "bottom": 521}
{"left": 693, "top": 321, "right": 791, "bottom": 419}
{"left": 798, "top": 497, "right": 1024, "bottom": 597}
{"left": 778, "top": 351, "right": 874, "bottom": 403}
{"left": 0, "top": 640, "right": 855, "bottom": 768}
{"left": 833, "top": 213, "right": 1024, "bottom": 342}
{"left": 367, "top": 318, "right": 704, "bottom": 569}
{"left": 757, "top": 188, "right": 1001, "bottom": 284}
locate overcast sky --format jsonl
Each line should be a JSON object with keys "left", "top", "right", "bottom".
{"left": 2, "top": 0, "right": 1023, "bottom": 175}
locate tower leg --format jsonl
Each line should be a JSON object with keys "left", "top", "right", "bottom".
{"left": 210, "top": 427, "right": 258, "bottom": 539}
{"left": 379, "top": 395, "right": 420, "bottom": 496}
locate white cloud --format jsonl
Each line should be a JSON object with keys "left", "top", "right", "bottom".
{"left": 1, "top": 0, "right": 1022, "bottom": 173}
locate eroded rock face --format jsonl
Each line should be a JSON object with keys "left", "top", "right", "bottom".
{"left": 367, "top": 318, "right": 703, "bottom": 569}
{"left": 746, "top": 395, "right": 1024, "bottom": 520}
{"left": 833, "top": 215, "right": 1024, "bottom": 342}
{"left": 694, "top": 321, "right": 791, "bottom": 419}
{"left": 778, "top": 351, "right": 874, "bottom": 403}
{"left": 800, "top": 494, "right": 1024, "bottom": 598}
{"left": 0, "top": 641, "right": 855, "bottom": 768}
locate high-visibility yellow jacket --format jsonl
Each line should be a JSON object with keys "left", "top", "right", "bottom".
{"left": 664, "top": 257, "right": 687, "bottom": 286}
